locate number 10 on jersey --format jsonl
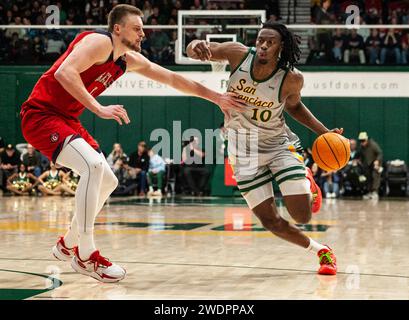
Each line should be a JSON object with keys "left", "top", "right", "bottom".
{"left": 250, "top": 108, "right": 273, "bottom": 122}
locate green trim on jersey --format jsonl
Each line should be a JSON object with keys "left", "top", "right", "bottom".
{"left": 230, "top": 47, "right": 253, "bottom": 76}
{"left": 249, "top": 48, "right": 279, "bottom": 83}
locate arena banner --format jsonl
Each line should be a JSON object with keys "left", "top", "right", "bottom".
{"left": 101, "top": 71, "right": 409, "bottom": 97}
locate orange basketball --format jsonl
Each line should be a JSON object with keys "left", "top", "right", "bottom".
{"left": 312, "top": 132, "right": 351, "bottom": 172}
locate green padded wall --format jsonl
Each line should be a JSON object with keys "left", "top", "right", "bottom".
{"left": 1, "top": 67, "right": 409, "bottom": 196}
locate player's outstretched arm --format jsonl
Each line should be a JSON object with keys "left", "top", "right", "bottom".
{"left": 54, "top": 33, "right": 130, "bottom": 125}
{"left": 126, "top": 51, "right": 247, "bottom": 117}
{"left": 283, "top": 71, "right": 343, "bottom": 136}
{"left": 186, "top": 40, "right": 248, "bottom": 68}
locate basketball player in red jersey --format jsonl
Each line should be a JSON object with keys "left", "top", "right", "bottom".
{"left": 20, "top": 5, "right": 246, "bottom": 283}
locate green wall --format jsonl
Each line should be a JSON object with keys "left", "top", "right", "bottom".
{"left": 1, "top": 66, "right": 409, "bottom": 195}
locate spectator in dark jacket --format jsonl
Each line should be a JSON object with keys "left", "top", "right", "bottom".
{"left": 22, "top": 144, "right": 42, "bottom": 177}
{"left": 0, "top": 144, "right": 21, "bottom": 191}
{"left": 128, "top": 141, "right": 150, "bottom": 196}
{"left": 366, "top": 28, "right": 382, "bottom": 64}
{"left": 182, "top": 136, "right": 211, "bottom": 196}
{"left": 380, "top": 28, "right": 402, "bottom": 64}
{"left": 344, "top": 29, "right": 366, "bottom": 64}
{"left": 358, "top": 132, "right": 383, "bottom": 200}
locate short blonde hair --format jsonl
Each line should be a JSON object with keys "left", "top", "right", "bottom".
{"left": 108, "top": 4, "right": 143, "bottom": 32}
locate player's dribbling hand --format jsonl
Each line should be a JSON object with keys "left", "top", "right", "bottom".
{"left": 216, "top": 92, "right": 247, "bottom": 121}
{"left": 96, "top": 104, "right": 130, "bottom": 125}
{"left": 330, "top": 128, "right": 344, "bottom": 135}
{"left": 192, "top": 40, "right": 212, "bottom": 61}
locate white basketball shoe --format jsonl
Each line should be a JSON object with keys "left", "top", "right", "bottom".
{"left": 52, "top": 236, "right": 75, "bottom": 261}
{"left": 71, "top": 247, "right": 126, "bottom": 283}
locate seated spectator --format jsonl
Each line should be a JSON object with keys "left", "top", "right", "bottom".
{"left": 112, "top": 157, "right": 138, "bottom": 196}
{"left": 5, "top": 16, "right": 27, "bottom": 39}
{"left": 402, "top": 8, "right": 409, "bottom": 24}
{"left": 147, "top": 6, "right": 167, "bottom": 25}
{"left": 85, "top": 0, "right": 104, "bottom": 24}
{"left": 44, "top": 32, "right": 65, "bottom": 63}
{"left": 22, "top": 144, "right": 42, "bottom": 177}
{"left": 106, "top": 143, "right": 127, "bottom": 170}
{"left": 365, "top": 7, "right": 382, "bottom": 24}
{"left": 380, "top": 29, "right": 402, "bottom": 64}
{"left": 129, "top": 141, "right": 150, "bottom": 196}
{"left": 36, "top": 4, "right": 48, "bottom": 25}
{"left": 62, "top": 170, "right": 80, "bottom": 196}
{"left": 182, "top": 136, "right": 211, "bottom": 196}
{"left": 342, "top": 156, "right": 367, "bottom": 196}
{"left": 142, "top": 0, "right": 153, "bottom": 23}
{"left": 313, "top": 0, "right": 335, "bottom": 62}
{"left": 321, "top": 170, "right": 341, "bottom": 198}
{"left": 32, "top": 36, "right": 45, "bottom": 64}
{"left": 332, "top": 28, "right": 346, "bottom": 63}
{"left": 311, "top": 162, "right": 324, "bottom": 190}
{"left": 348, "top": 139, "right": 361, "bottom": 163}
{"left": 0, "top": 144, "right": 21, "bottom": 192}
{"left": 344, "top": 29, "right": 366, "bottom": 64}
{"left": 148, "top": 18, "right": 170, "bottom": 63}
{"left": 147, "top": 148, "right": 166, "bottom": 197}
{"left": 358, "top": 132, "right": 383, "bottom": 200}
{"left": 401, "top": 31, "right": 408, "bottom": 65}
{"left": 303, "top": 148, "right": 314, "bottom": 168}
{"left": 312, "top": 0, "right": 333, "bottom": 24}
{"left": 37, "top": 162, "right": 71, "bottom": 196}
{"left": 6, "top": 163, "right": 39, "bottom": 196}
{"left": 7, "top": 32, "right": 22, "bottom": 64}
{"left": 365, "top": 29, "right": 382, "bottom": 64}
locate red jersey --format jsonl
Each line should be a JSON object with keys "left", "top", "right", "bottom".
{"left": 21, "top": 30, "right": 126, "bottom": 119}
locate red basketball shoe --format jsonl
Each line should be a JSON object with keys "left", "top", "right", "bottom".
{"left": 52, "top": 236, "right": 74, "bottom": 261}
{"left": 306, "top": 167, "right": 322, "bottom": 214}
{"left": 71, "top": 247, "right": 126, "bottom": 283}
{"left": 317, "top": 246, "right": 337, "bottom": 275}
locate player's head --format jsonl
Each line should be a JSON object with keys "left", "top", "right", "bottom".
{"left": 108, "top": 4, "right": 145, "bottom": 52}
{"left": 256, "top": 21, "right": 301, "bottom": 70}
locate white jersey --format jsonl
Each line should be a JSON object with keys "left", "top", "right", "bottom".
{"left": 225, "top": 47, "right": 291, "bottom": 144}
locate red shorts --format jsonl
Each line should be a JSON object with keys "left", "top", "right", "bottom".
{"left": 21, "top": 105, "right": 100, "bottom": 162}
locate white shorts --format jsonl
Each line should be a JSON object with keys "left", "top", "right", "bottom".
{"left": 229, "top": 136, "right": 310, "bottom": 209}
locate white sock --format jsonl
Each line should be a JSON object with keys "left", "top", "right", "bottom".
{"left": 56, "top": 138, "right": 105, "bottom": 260}
{"left": 63, "top": 215, "right": 78, "bottom": 248}
{"left": 79, "top": 232, "right": 96, "bottom": 260}
{"left": 307, "top": 238, "right": 328, "bottom": 254}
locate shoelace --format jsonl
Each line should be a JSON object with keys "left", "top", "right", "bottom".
{"left": 92, "top": 252, "right": 112, "bottom": 271}
{"left": 319, "top": 251, "right": 335, "bottom": 266}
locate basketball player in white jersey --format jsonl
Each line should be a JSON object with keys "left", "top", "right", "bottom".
{"left": 187, "top": 21, "right": 343, "bottom": 274}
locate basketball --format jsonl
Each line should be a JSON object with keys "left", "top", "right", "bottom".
{"left": 312, "top": 132, "right": 351, "bottom": 172}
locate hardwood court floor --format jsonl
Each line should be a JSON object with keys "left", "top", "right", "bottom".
{"left": 0, "top": 195, "right": 409, "bottom": 300}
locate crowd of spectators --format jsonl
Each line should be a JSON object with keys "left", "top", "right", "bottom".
{"left": 2, "top": 129, "right": 408, "bottom": 200}
{"left": 0, "top": 134, "right": 214, "bottom": 197}
{"left": 2, "top": 0, "right": 409, "bottom": 66}
{"left": 309, "top": 0, "right": 409, "bottom": 65}
{"left": 0, "top": 0, "right": 279, "bottom": 65}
